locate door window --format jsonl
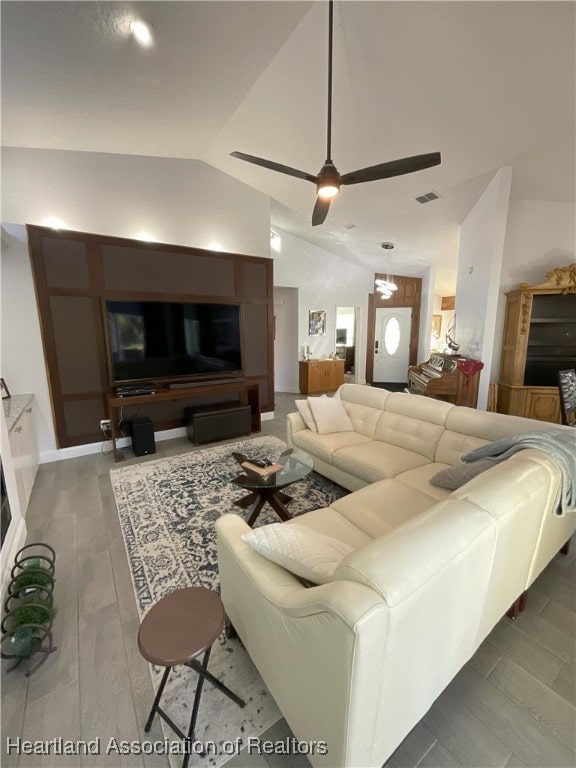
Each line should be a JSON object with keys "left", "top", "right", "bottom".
{"left": 384, "top": 317, "right": 401, "bottom": 355}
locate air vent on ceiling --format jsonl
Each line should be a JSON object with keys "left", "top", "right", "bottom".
{"left": 415, "top": 190, "right": 441, "bottom": 204}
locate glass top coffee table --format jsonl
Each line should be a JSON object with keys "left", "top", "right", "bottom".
{"left": 226, "top": 448, "right": 314, "bottom": 527}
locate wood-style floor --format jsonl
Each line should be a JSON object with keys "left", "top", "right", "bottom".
{"left": 2, "top": 393, "right": 574, "bottom": 768}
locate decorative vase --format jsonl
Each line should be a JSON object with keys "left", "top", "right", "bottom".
{"left": 10, "top": 627, "right": 33, "bottom": 658}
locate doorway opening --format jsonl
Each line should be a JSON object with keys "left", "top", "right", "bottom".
{"left": 335, "top": 306, "right": 359, "bottom": 383}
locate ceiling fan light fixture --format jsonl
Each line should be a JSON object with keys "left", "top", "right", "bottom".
{"left": 317, "top": 183, "right": 340, "bottom": 199}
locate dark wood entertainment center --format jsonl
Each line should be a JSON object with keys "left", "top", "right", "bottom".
{"left": 27, "top": 226, "right": 274, "bottom": 449}
{"left": 106, "top": 380, "right": 261, "bottom": 461}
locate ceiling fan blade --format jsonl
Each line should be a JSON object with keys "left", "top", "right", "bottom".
{"left": 230, "top": 151, "right": 318, "bottom": 184}
{"left": 341, "top": 152, "right": 441, "bottom": 186}
{"left": 312, "top": 197, "right": 331, "bottom": 227}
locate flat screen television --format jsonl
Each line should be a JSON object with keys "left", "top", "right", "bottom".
{"left": 104, "top": 300, "right": 243, "bottom": 385}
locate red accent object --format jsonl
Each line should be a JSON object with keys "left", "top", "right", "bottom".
{"left": 457, "top": 358, "right": 484, "bottom": 377}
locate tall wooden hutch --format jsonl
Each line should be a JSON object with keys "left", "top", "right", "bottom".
{"left": 498, "top": 264, "right": 576, "bottom": 423}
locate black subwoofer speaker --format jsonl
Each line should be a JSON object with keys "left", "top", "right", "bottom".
{"left": 130, "top": 416, "right": 156, "bottom": 456}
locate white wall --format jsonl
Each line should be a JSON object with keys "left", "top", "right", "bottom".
{"left": 419, "top": 266, "right": 436, "bottom": 362}
{"left": 1, "top": 147, "right": 272, "bottom": 459}
{"left": 271, "top": 228, "right": 376, "bottom": 386}
{"left": 273, "top": 286, "right": 299, "bottom": 392}
{"left": 1, "top": 224, "right": 54, "bottom": 455}
{"left": 1, "top": 147, "right": 271, "bottom": 257}
{"left": 455, "top": 167, "right": 512, "bottom": 409}
{"left": 491, "top": 199, "right": 576, "bottom": 383}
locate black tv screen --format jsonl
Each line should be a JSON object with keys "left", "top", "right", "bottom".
{"left": 105, "top": 300, "right": 242, "bottom": 384}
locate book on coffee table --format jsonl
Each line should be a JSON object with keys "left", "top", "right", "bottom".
{"left": 241, "top": 461, "right": 283, "bottom": 478}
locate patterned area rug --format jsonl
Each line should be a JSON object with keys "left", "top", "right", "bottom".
{"left": 110, "top": 436, "right": 347, "bottom": 766}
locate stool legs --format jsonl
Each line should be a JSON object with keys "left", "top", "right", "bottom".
{"left": 182, "top": 649, "right": 211, "bottom": 768}
{"left": 143, "top": 650, "right": 246, "bottom": 768}
{"left": 186, "top": 654, "right": 246, "bottom": 708}
{"left": 144, "top": 666, "right": 171, "bottom": 732}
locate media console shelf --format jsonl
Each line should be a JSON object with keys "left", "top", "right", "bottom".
{"left": 106, "top": 380, "right": 261, "bottom": 462}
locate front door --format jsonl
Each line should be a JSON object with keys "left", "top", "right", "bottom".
{"left": 373, "top": 307, "right": 412, "bottom": 384}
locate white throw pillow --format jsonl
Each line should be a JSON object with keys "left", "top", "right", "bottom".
{"left": 241, "top": 523, "right": 353, "bottom": 584}
{"left": 295, "top": 399, "right": 319, "bottom": 432}
{"left": 308, "top": 397, "right": 353, "bottom": 435}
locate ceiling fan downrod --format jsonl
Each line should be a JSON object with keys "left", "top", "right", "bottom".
{"left": 315, "top": 0, "right": 342, "bottom": 205}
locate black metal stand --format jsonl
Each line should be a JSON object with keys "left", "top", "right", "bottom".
{"left": 144, "top": 647, "right": 245, "bottom": 768}
{"left": 1, "top": 543, "right": 57, "bottom": 677}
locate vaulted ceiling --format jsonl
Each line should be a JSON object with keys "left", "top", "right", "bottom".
{"left": 2, "top": 1, "right": 574, "bottom": 295}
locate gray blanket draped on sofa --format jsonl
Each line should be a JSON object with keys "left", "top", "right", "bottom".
{"left": 463, "top": 428, "right": 576, "bottom": 515}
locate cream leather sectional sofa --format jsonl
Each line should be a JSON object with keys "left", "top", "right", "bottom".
{"left": 216, "top": 384, "right": 575, "bottom": 768}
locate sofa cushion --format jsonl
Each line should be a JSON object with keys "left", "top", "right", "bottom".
{"left": 332, "top": 441, "right": 430, "bottom": 484}
{"left": 374, "top": 407, "right": 448, "bottom": 461}
{"left": 435, "top": 430, "right": 491, "bottom": 466}
{"left": 241, "top": 522, "right": 353, "bottom": 584}
{"left": 395, "top": 463, "right": 454, "bottom": 501}
{"left": 291, "top": 428, "right": 371, "bottom": 464}
{"left": 430, "top": 459, "right": 496, "bottom": 490}
{"left": 330, "top": 478, "right": 441, "bottom": 538}
{"left": 309, "top": 397, "right": 354, "bottom": 434}
{"left": 385, "top": 391, "right": 454, "bottom": 425}
{"left": 340, "top": 402, "right": 385, "bottom": 438}
{"left": 289, "top": 507, "right": 371, "bottom": 549}
{"left": 337, "top": 383, "right": 392, "bottom": 437}
{"left": 444, "top": 406, "right": 556, "bottom": 444}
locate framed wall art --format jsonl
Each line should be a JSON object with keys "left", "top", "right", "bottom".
{"left": 309, "top": 310, "right": 326, "bottom": 336}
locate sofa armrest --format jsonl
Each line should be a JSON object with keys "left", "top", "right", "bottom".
{"left": 216, "top": 513, "right": 390, "bottom": 768}
{"left": 216, "top": 513, "right": 384, "bottom": 624}
{"left": 286, "top": 411, "right": 307, "bottom": 447}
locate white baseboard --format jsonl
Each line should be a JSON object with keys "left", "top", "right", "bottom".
{"left": 39, "top": 420, "right": 276, "bottom": 463}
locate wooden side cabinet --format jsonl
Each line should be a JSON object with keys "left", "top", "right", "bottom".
{"left": 299, "top": 359, "right": 345, "bottom": 395}
{"left": 498, "top": 264, "right": 576, "bottom": 423}
{"left": 497, "top": 384, "right": 561, "bottom": 423}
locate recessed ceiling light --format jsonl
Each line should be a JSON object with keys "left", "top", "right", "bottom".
{"left": 130, "top": 19, "right": 153, "bottom": 47}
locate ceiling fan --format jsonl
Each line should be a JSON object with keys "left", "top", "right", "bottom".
{"left": 231, "top": 0, "right": 441, "bottom": 227}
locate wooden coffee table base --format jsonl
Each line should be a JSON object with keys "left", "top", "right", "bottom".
{"left": 234, "top": 488, "right": 293, "bottom": 527}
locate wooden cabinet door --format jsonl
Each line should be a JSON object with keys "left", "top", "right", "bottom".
{"left": 525, "top": 389, "right": 561, "bottom": 423}
{"left": 308, "top": 362, "right": 324, "bottom": 392}
{"left": 327, "top": 360, "right": 344, "bottom": 390}
{"left": 500, "top": 291, "right": 531, "bottom": 386}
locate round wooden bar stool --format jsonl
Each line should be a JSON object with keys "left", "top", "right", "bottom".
{"left": 138, "top": 587, "right": 245, "bottom": 768}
